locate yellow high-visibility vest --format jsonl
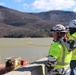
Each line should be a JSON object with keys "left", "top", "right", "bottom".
{"left": 69, "top": 32, "right": 76, "bottom": 40}
{"left": 67, "top": 32, "right": 76, "bottom": 60}
{"left": 48, "top": 41, "right": 72, "bottom": 69}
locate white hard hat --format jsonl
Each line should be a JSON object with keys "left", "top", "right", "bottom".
{"left": 69, "top": 20, "right": 76, "bottom": 28}
{"left": 51, "top": 24, "right": 68, "bottom": 32}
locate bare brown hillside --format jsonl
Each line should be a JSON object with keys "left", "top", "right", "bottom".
{"left": 0, "top": 6, "right": 76, "bottom": 37}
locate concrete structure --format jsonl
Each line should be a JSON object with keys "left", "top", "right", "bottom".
{"left": 4, "top": 57, "right": 49, "bottom": 75}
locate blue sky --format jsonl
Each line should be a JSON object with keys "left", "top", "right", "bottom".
{"left": 0, "top": 0, "right": 76, "bottom": 13}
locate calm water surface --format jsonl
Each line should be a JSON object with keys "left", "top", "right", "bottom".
{"left": 0, "top": 38, "right": 53, "bottom": 64}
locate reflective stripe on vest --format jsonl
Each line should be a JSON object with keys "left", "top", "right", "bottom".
{"left": 57, "top": 41, "right": 69, "bottom": 65}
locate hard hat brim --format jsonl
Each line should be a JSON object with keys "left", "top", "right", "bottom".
{"left": 50, "top": 29, "right": 68, "bottom": 32}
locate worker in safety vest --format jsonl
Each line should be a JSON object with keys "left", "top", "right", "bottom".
{"left": 67, "top": 20, "right": 76, "bottom": 75}
{"left": 46, "top": 24, "right": 72, "bottom": 75}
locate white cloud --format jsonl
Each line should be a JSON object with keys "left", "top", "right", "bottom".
{"left": 30, "top": 0, "right": 76, "bottom": 11}
{"left": 23, "top": 3, "right": 29, "bottom": 9}
{"left": 0, "top": 2, "right": 5, "bottom": 6}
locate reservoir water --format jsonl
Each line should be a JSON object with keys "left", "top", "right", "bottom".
{"left": 0, "top": 38, "right": 53, "bottom": 64}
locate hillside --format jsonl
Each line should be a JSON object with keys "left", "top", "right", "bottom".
{"left": 0, "top": 6, "right": 76, "bottom": 37}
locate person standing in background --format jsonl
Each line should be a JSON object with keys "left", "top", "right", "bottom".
{"left": 67, "top": 20, "right": 76, "bottom": 75}
{"left": 46, "top": 24, "right": 72, "bottom": 75}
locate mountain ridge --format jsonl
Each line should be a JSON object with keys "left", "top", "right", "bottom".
{"left": 0, "top": 6, "right": 76, "bottom": 37}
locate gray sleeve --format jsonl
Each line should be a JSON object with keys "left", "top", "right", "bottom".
{"left": 46, "top": 56, "right": 57, "bottom": 72}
